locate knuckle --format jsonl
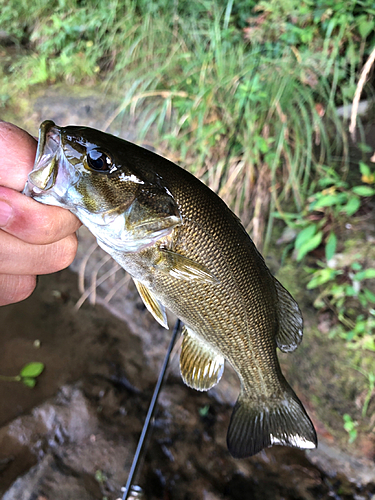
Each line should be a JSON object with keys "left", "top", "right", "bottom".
{"left": 50, "top": 234, "right": 78, "bottom": 272}
{"left": 62, "top": 234, "right": 79, "bottom": 266}
{"left": 26, "top": 206, "right": 80, "bottom": 245}
{"left": 15, "top": 276, "right": 37, "bottom": 302}
{"left": 36, "top": 211, "right": 65, "bottom": 242}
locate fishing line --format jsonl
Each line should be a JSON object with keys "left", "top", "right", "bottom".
{"left": 121, "top": 319, "right": 181, "bottom": 500}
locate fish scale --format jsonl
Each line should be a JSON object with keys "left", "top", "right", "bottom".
{"left": 24, "top": 120, "right": 317, "bottom": 458}
{"left": 163, "top": 179, "right": 276, "bottom": 377}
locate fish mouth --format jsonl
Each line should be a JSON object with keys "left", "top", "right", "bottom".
{"left": 23, "top": 120, "right": 61, "bottom": 196}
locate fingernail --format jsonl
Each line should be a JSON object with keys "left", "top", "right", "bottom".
{"left": 0, "top": 201, "right": 12, "bottom": 226}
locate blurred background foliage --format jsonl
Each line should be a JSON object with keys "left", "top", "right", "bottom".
{"left": 1, "top": 0, "right": 375, "bottom": 436}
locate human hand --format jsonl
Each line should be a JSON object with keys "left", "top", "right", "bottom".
{"left": 0, "top": 121, "right": 81, "bottom": 306}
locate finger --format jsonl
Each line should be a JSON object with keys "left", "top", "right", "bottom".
{"left": 0, "top": 274, "right": 36, "bottom": 306}
{"left": 0, "top": 121, "right": 37, "bottom": 191}
{"left": 0, "top": 186, "right": 81, "bottom": 245}
{"left": 0, "top": 231, "right": 78, "bottom": 275}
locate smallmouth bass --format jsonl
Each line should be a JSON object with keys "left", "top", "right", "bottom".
{"left": 24, "top": 121, "right": 317, "bottom": 458}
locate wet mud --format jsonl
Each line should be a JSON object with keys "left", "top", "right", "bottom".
{"left": 0, "top": 235, "right": 374, "bottom": 500}
{"left": 1, "top": 86, "right": 375, "bottom": 499}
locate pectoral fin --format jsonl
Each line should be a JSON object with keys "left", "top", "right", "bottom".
{"left": 155, "top": 248, "right": 219, "bottom": 285}
{"left": 180, "top": 326, "right": 224, "bottom": 391}
{"left": 133, "top": 279, "right": 168, "bottom": 329}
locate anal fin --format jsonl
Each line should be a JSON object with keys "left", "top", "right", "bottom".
{"left": 133, "top": 279, "right": 168, "bottom": 329}
{"left": 180, "top": 326, "right": 224, "bottom": 391}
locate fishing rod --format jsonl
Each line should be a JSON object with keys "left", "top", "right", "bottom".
{"left": 121, "top": 319, "right": 181, "bottom": 500}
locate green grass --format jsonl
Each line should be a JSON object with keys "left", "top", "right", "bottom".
{"left": 1, "top": 0, "right": 373, "bottom": 266}
{"left": 3, "top": 2, "right": 370, "bottom": 227}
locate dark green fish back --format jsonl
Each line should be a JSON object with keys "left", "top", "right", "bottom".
{"left": 115, "top": 140, "right": 317, "bottom": 457}
{"left": 25, "top": 124, "right": 317, "bottom": 457}
{"left": 125, "top": 144, "right": 291, "bottom": 389}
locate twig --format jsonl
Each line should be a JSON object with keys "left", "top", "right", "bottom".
{"left": 75, "top": 255, "right": 117, "bottom": 310}
{"left": 77, "top": 241, "right": 98, "bottom": 295}
{"left": 350, "top": 44, "right": 375, "bottom": 141}
{"left": 104, "top": 273, "right": 131, "bottom": 303}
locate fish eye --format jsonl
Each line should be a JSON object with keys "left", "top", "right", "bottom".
{"left": 86, "top": 149, "right": 113, "bottom": 172}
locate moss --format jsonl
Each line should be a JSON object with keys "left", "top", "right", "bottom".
{"left": 280, "top": 321, "right": 375, "bottom": 453}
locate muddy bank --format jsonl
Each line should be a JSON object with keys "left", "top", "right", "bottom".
{"left": 0, "top": 84, "right": 375, "bottom": 498}
{"left": 1, "top": 264, "right": 375, "bottom": 500}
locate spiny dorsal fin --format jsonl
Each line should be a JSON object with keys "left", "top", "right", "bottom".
{"left": 155, "top": 248, "right": 220, "bottom": 285}
{"left": 227, "top": 386, "right": 317, "bottom": 458}
{"left": 180, "top": 326, "right": 225, "bottom": 391}
{"left": 274, "top": 278, "right": 303, "bottom": 353}
{"left": 133, "top": 279, "right": 168, "bottom": 329}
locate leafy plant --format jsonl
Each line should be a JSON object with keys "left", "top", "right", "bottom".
{"left": 278, "top": 162, "right": 375, "bottom": 262}
{"left": 1, "top": 0, "right": 360, "bottom": 250}
{"left": 352, "top": 365, "right": 375, "bottom": 417}
{"left": 308, "top": 262, "right": 375, "bottom": 329}
{"left": 343, "top": 413, "right": 358, "bottom": 443}
{"left": 276, "top": 160, "right": 375, "bottom": 362}
{"left": 243, "top": 0, "right": 375, "bottom": 102}
{"left": 0, "top": 362, "right": 45, "bottom": 388}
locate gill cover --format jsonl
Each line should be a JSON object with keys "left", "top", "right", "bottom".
{"left": 23, "top": 120, "right": 182, "bottom": 253}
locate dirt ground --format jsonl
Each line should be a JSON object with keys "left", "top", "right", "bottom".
{"left": 0, "top": 255, "right": 373, "bottom": 500}
{"left": 1, "top": 86, "right": 375, "bottom": 499}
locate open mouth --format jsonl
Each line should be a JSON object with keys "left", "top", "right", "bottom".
{"left": 23, "top": 120, "right": 61, "bottom": 196}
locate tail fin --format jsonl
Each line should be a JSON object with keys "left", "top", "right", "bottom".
{"left": 227, "top": 388, "right": 317, "bottom": 458}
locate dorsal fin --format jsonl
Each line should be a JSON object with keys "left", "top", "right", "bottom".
{"left": 133, "top": 279, "right": 168, "bottom": 329}
{"left": 180, "top": 326, "right": 225, "bottom": 391}
{"left": 274, "top": 278, "right": 303, "bottom": 353}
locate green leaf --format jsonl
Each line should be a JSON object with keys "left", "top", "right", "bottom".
{"left": 307, "top": 267, "right": 339, "bottom": 289}
{"left": 295, "top": 224, "right": 317, "bottom": 250}
{"left": 198, "top": 404, "right": 210, "bottom": 417}
{"left": 310, "top": 192, "right": 347, "bottom": 210}
{"left": 358, "top": 19, "right": 374, "bottom": 39}
{"left": 352, "top": 185, "right": 375, "bottom": 197}
{"left": 359, "top": 294, "right": 368, "bottom": 307}
{"left": 363, "top": 288, "right": 375, "bottom": 303}
{"left": 296, "top": 231, "right": 323, "bottom": 261}
{"left": 22, "top": 377, "right": 36, "bottom": 388}
{"left": 345, "top": 285, "right": 356, "bottom": 296}
{"left": 345, "top": 330, "right": 357, "bottom": 341}
{"left": 354, "top": 269, "right": 375, "bottom": 281}
{"left": 20, "top": 362, "right": 44, "bottom": 378}
{"left": 359, "top": 162, "right": 371, "bottom": 177}
{"left": 325, "top": 232, "right": 337, "bottom": 261}
{"left": 363, "top": 336, "right": 375, "bottom": 352}
{"left": 342, "top": 196, "right": 360, "bottom": 216}
{"left": 343, "top": 413, "right": 355, "bottom": 428}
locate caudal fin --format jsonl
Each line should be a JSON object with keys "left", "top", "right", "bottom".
{"left": 227, "top": 388, "right": 317, "bottom": 458}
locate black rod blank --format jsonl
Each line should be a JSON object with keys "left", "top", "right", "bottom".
{"left": 122, "top": 319, "right": 181, "bottom": 500}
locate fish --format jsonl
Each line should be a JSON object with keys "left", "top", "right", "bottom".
{"left": 24, "top": 120, "right": 317, "bottom": 458}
